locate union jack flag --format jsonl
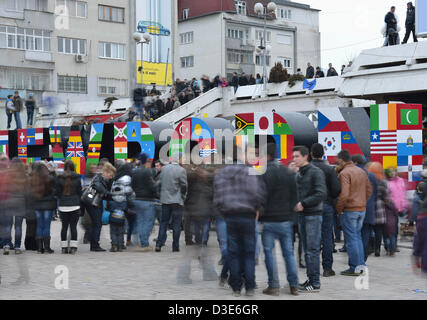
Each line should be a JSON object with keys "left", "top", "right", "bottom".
{"left": 66, "top": 141, "right": 84, "bottom": 158}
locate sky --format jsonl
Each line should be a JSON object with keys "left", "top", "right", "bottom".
{"left": 294, "top": 0, "right": 425, "bottom": 69}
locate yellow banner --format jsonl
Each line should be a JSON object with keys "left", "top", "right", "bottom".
{"left": 137, "top": 61, "right": 172, "bottom": 86}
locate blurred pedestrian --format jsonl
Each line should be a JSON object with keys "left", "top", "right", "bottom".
{"left": 25, "top": 93, "right": 36, "bottom": 128}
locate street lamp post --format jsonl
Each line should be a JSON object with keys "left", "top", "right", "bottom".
{"left": 133, "top": 32, "right": 152, "bottom": 86}
{"left": 254, "top": 2, "right": 276, "bottom": 98}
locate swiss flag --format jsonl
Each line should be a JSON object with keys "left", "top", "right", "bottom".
{"left": 18, "top": 129, "right": 27, "bottom": 146}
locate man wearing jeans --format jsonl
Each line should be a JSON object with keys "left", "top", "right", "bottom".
{"left": 131, "top": 153, "right": 157, "bottom": 251}
{"left": 213, "top": 149, "right": 266, "bottom": 297}
{"left": 335, "top": 150, "right": 372, "bottom": 276}
{"left": 155, "top": 153, "right": 187, "bottom": 252}
{"left": 310, "top": 143, "right": 341, "bottom": 277}
{"left": 293, "top": 146, "right": 327, "bottom": 292}
{"left": 260, "top": 144, "right": 299, "bottom": 296}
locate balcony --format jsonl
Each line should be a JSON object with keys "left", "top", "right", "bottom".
{"left": 20, "top": 9, "right": 54, "bottom": 30}
{"left": 226, "top": 38, "right": 255, "bottom": 51}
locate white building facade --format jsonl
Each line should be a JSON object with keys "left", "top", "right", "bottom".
{"left": 177, "top": 0, "right": 320, "bottom": 81}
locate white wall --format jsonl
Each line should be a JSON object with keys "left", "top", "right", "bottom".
{"left": 177, "top": 14, "right": 224, "bottom": 80}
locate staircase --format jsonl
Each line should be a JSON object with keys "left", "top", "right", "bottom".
{"left": 154, "top": 87, "right": 234, "bottom": 126}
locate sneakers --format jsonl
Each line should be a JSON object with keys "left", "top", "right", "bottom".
{"left": 140, "top": 246, "right": 153, "bottom": 252}
{"left": 245, "top": 289, "right": 255, "bottom": 297}
{"left": 339, "top": 247, "right": 347, "bottom": 253}
{"left": 340, "top": 269, "right": 363, "bottom": 276}
{"left": 110, "top": 245, "right": 118, "bottom": 252}
{"left": 232, "top": 291, "right": 241, "bottom": 297}
{"left": 323, "top": 269, "right": 336, "bottom": 277}
{"left": 219, "top": 277, "right": 230, "bottom": 289}
{"left": 298, "top": 280, "right": 320, "bottom": 292}
{"left": 172, "top": 248, "right": 180, "bottom": 252}
{"left": 14, "top": 248, "right": 22, "bottom": 255}
{"left": 3, "top": 247, "right": 9, "bottom": 255}
{"left": 262, "top": 286, "right": 280, "bottom": 296}
{"left": 155, "top": 247, "right": 161, "bottom": 252}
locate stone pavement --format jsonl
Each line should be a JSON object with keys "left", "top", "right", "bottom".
{"left": 0, "top": 220, "right": 426, "bottom": 300}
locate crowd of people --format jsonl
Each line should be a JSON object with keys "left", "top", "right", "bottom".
{"left": 0, "top": 141, "right": 425, "bottom": 296}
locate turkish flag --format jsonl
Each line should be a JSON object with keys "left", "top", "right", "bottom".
{"left": 173, "top": 119, "right": 191, "bottom": 140}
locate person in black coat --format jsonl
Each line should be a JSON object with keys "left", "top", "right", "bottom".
{"left": 306, "top": 63, "right": 315, "bottom": 78}
{"left": 310, "top": 144, "right": 341, "bottom": 277}
{"left": 231, "top": 72, "right": 239, "bottom": 93}
{"left": 315, "top": 67, "right": 325, "bottom": 78}
{"left": 385, "top": 7, "right": 398, "bottom": 46}
{"left": 84, "top": 162, "right": 115, "bottom": 252}
{"left": 238, "top": 73, "right": 249, "bottom": 87}
{"left": 30, "top": 162, "right": 57, "bottom": 254}
{"left": 402, "top": 2, "right": 417, "bottom": 44}
{"left": 56, "top": 160, "right": 82, "bottom": 254}
{"left": 260, "top": 144, "right": 300, "bottom": 296}
{"left": 293, "top": 145, "right": 327, "bottom": 292}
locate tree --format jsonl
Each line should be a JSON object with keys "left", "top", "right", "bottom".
{"left": 269, "top": 62, "right": 289, "bottom": 83}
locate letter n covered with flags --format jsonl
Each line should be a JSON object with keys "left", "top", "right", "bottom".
{"left": 371, "top": 104, "right": 423, "bottom": 186}
{"left": 66, "top": 129, "right": 86, "bottom": 175}
{"left": 0, "top": 131, "right": 9, "bottom": 156}
{"left": 50, "top": 126, "right": 64, "bottom": 170}
{"left": 87, "top": 123, "right": 104, "bottom": 168}
{"left": 114, "top": 123, "right": 127, "bottom": 160}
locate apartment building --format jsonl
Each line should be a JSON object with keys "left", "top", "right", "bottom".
{"left": 176, "top": 0, "right": 320, "bottom": 81}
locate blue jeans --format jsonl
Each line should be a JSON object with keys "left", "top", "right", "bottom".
{"left": 216, "top": 217, "right": 229, "bottom": 279}
{"left": 27, "top": 109, "right": 34, "bottom": 126}
{"left": 6, "top": 111, "right": 13, "bottom": 129}
{"left": 14, "top": 216, "right": 24, "bottom": 248}
{"left": 156, "top": 204, "right": 183, "bottom": 251}
{"left": 154, "top": 201, "right": 162, "bottom": 224}
{"left": 135, "top": 103, "right": 144, "bottom": 120}
{"left": 321, "top": 203, "right": 335, "bottom": 271}
{"left": 341, "top": 211, "right": 366, "bottom": 272}
{"left": 14, "top": 112, "right": 22, "bottom": 129}
{"left": 262, "top": 221, "right": 299, "bottom": 288}
{"left": 361, "top": 223, "right": 373, "bottom": 261}
{"left": 255, "top": 222, "right": 261, "bottom": 260}
{"left": 384, "top": 236, "right": 397, "bottom": 253}
{"left": 193, "top": 219, "right": 211, "bottom": 245}
{"left": 225, "top": 215, "right": 256, "bottom": 292}
{"left": 134, "top": 200, "right": 156, "bottom": 247}
{"left": 110, "top": 222, "right": 125, "bottom": 246}
{"left": 85, "top": 204, "right": 103, "bottom": 249}
{"left": 34, "top": 210, "right": 54, "bottom": 238}
{"left": 0, "top": 216, "right": 13, "bottom": 248}
{"left": 298, "top": 215, "right": 322, "bottom": 287}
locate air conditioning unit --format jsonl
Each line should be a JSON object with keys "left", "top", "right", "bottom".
{"left": 75, "top": 54, "right": 86, "bottom": 63}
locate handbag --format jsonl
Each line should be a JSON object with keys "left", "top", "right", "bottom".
{"left": 81, "top": 185, "right": 102, "bottom": 207}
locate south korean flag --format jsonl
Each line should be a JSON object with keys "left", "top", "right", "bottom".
{"left": 318, "top": 132, "right": 341, "bottom": 156}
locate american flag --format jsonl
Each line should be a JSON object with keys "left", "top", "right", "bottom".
{"left": 66, "top": 142, "right": 84, "bottom": 158}
{"left": 370, "top": 130, "right": 397, "bottom": 154}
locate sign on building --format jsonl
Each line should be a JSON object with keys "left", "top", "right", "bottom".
{"left": 416, "top": 0, "right": 427, "bottom": 37}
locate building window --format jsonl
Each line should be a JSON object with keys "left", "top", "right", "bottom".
{"left": 3, "top": 69, "right": 50, "bottom": 91}
{"left": 234, "top": 1, "right": 246, "bottom": 16}
{"left": 180, "top": 56, "right": 194, "bottom": 68}
{"left": 227, "top": 49, "right": 253, "bottom": 64}
{"left": 227, "top": 28, "right": 244, "bottom": 39}
{"left": 55, "top": 0, "right": 87, "bottom": 18}
{"left": 98, "top": 42, "right": 125, "bottom": 60}
{"left": 180, "top": 32, "right": 193, "bottom": 44}
{"left": 277, "top": 57, "right": 292, "bottom": 69}
{"left": 276, "top": 8, "right": 291, "bottom": 20}
{"left": 2, "top": 0, "right": 48, "bottom": 11}
{"left": 98, "top": 5, "right": 125, "bottom": 23}
{"left": 255, "top": 30, "right": 271, "bottom": 42}
{"left": 182, "top": 8, "right": 189, "bottom": 20}
{"left": 276, "top": 34, "right": 292, "bottom": 45}
{"left": 0, "top": 25, "right": 51, "bottom": 52}
{"left": 58, "top": 75, "right": 87, "bottom": 93}
{"left": 57, "top": 37, "right": 86, "bottom": 54}
{"left": 98, "top": 78, "right": 128, "bottom": 96}
{"left": 255, "top": 55, "right": 271, "bottom": 66}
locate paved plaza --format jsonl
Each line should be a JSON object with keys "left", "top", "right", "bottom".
{"left": 0, "top": 220, "right": 426, "bottom": 300}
